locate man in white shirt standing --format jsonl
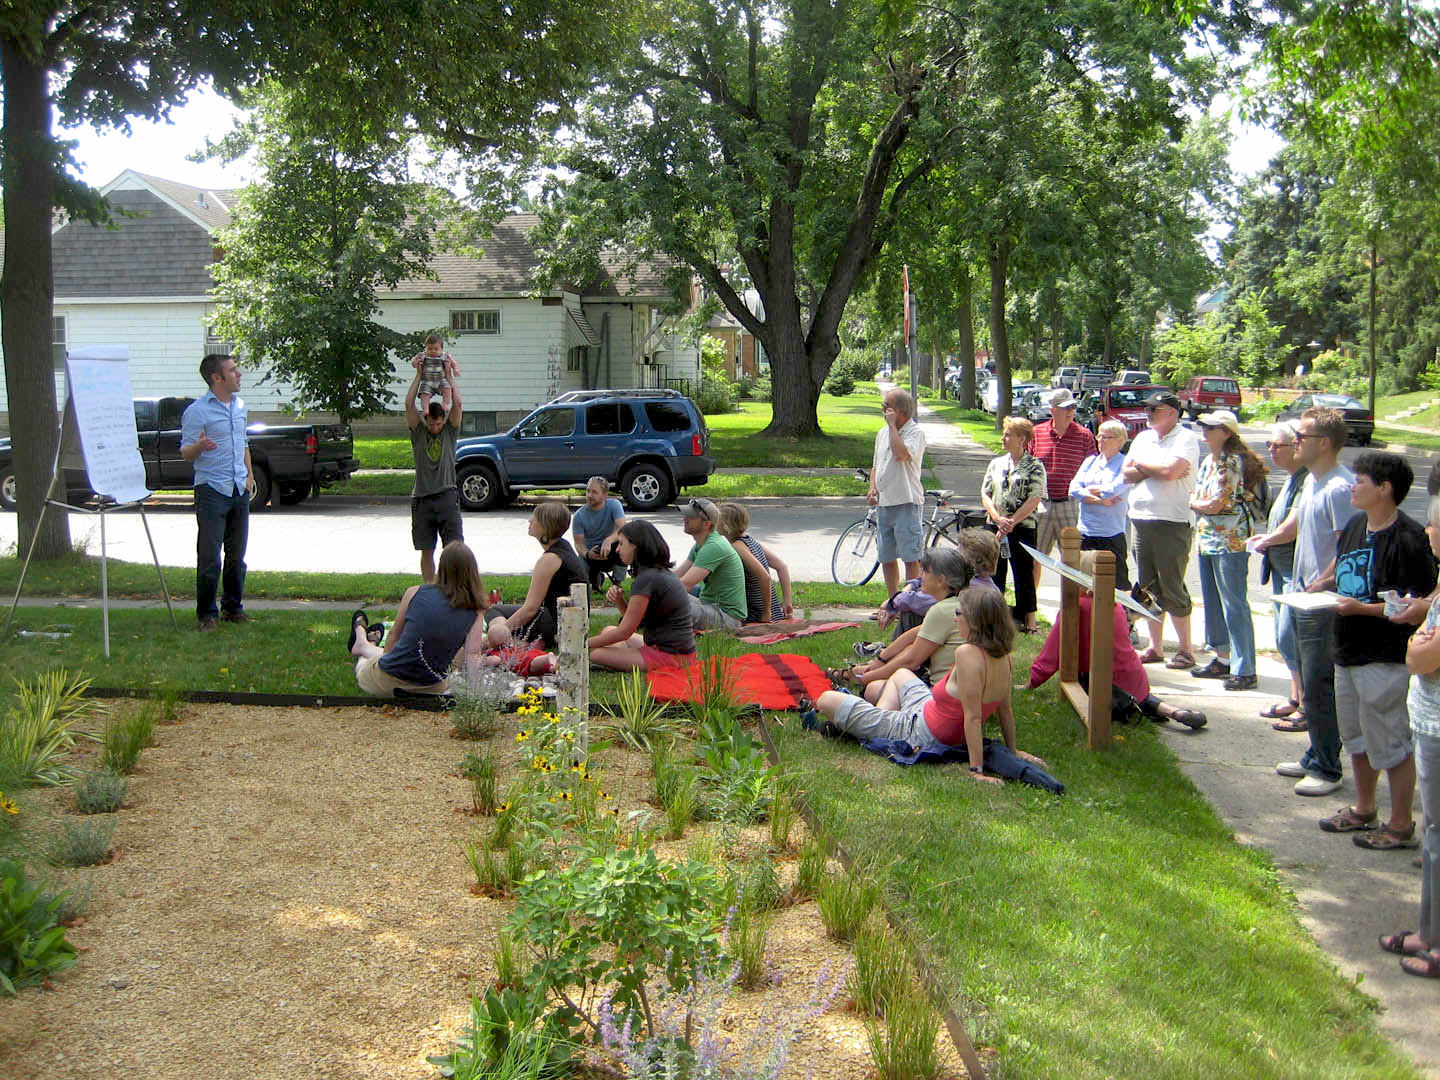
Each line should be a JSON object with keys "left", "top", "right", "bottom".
{"left": 1123, "top": 390, "right": 1202, "bottom": 669}
{"left": 868, "top": 389, "right": 927, "bottom": 597}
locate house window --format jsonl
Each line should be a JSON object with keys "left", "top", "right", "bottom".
{"left": 450, "top": 309, "right": 500, "bottom": 335}
{"left": 204, "top": 307, "right": 235, "bottom": 357}
{"left": 567, "top": 345, "right": 585, "bottom": 372}
{"left": 52, "top": 315, "right": 66, "bottom": 372}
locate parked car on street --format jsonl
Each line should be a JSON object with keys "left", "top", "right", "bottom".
{"left": 453, "top": 388, "right": 715, "bottom": 512}
{"left": 1019, "top": 388, "right": 1050, "bottom": 421}
{"left": 1115, "top": 369, "right": 1152, "bottom": 385}
{"left": 1089, "top": 384, "right": 1170, "bottom": 445}
{"left": 1180, "top": 375, "right": 1242, "bottom": 420}
{"left": 1052, "top": 366, "right": 1079, "bottom": 391}
{"left": 0, "top": 397, "right": 355, "bottom": 513}
{"left": 1277, "top": 393, "right": 1375, "bottom": 445}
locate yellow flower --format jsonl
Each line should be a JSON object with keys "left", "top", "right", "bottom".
{"left": 599, "top": 790, "right": 612, "bottom": 800}
{"left": 555, "top": 790, "right": 572, "bottom": 802}
{"left": 220, "top": 667, "right": 229, "bottom": 674}
{"left": 531, "top": 755, "right": 549, "bottom": 770}
{"left": 541, "top": 762, "right": 554, "bottom": 773}
{"left": 606, "top": 806, "right": 620, "bottom": 816}
{"left": 0, "top": 795, "right": 17, "bottom": 815}
{"left": 570, "top": 763, "right": 586, "bottom": 775}
{"left": 496, "top": 802, "right": 511, "bottom": 814}
{"left": 515, "top": 730, "right": 531, "bottom": 742}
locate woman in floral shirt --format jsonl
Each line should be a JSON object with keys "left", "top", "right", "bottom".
{"left": 980, "top": 416, "right": 1047, "bottom": 633}
{"left": 1188, "top": 409, "right": 1268, "bottom": 691}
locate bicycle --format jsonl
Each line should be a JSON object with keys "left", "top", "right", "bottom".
{"left": 830, "top": 469, "right": 985, "bottom": 586}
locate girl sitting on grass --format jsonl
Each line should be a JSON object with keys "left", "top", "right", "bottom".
{"left": 805, "top": 586, "right": 1046, "bottom": 784}
{"left": 587, "top": 520, "right": 697, "bottom": 672}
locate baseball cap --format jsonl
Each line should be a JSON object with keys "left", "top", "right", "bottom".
{"left": 1197, "top": 409, "right": 1240, "bottom": 435}
{"left": 1047, "top": 387, "right": 1076, "bottom": 408}
{"left": 1144, "top": 390, "right": 1182, "bottom": 411}
{"left": 681, "top": 497, "right": 720, "bottom": 525}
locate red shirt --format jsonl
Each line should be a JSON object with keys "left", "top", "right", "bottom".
{"left": 1031, "top": 418, "right": 1097, "bottom": 499}
{"left": 1029, "top": 596, "right": 1149, "bottom": 702}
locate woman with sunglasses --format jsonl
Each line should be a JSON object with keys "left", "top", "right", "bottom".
{"left": 1068, "top": 419, "right": 1134, "bottom": 590}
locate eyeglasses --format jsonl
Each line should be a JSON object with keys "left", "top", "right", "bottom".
{"left": 1265, "top": 440, "right": 1292, "bottom": 449}
{"left": 1294, "top": 432, "right": 1324, "bottom": 441}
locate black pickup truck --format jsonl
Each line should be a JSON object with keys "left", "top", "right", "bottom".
{"left": 0, "top": 397, "right": 355, "bottom": 512}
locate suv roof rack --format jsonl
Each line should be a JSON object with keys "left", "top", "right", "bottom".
{"left": 550, "top": 388, "right": 685, "bottom": 403}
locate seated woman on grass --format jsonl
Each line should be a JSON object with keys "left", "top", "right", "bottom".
{"left": 717, "top": 501, "right": 793, "bottom": 623}
{"left": 805, "top": 586, "right": 1047, "bottom": 784}
{"left": 587, "top": 520, "right": 696, "bottom": 672}
{"left": 1028, "top": 550, "right": 1206, "bottom": 729}
{"left": 840, "top": 547, "right": 972, "bottom": 699}
{"left": 347, "top": 540, "right": 488, "bottom": 697}
{"left": 486, "top": 500, "right": 588, "bottom": 650}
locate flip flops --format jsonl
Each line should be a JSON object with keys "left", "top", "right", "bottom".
{"left": 1379, "top": 931, "right": 1430, "bottom": 957}
{"left": 1272, "top": 716, "right": 1308, "bottom": 733}
{"left": 1260, "top": 698, "right": 1300, "bottom": 719}
{"left": 1164, "top": 651, "right": 1197, "bottom": 670}
{"left": 346, "top": 609, "right": 369, "bottom": 654}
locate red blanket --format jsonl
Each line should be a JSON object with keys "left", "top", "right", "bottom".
{"left": 710, "top": 619, "right": 861, "bottom": 646}
{"left": 645, "top": 653, "right": 832, "bottom": 709}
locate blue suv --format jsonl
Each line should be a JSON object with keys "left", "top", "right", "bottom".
{"left": 454, "top": 389, "right": 715, "bottom": 512}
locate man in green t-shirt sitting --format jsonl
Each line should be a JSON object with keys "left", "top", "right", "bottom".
{"left": 675, "top": 497, "right": 747, "bottom": 630}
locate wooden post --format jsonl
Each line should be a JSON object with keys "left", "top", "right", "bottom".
{"left": 1058, "top": 528, "right": 1081, "bottom": 687}
{"left": 555, "top": 582, "right": 590, "bottom": 757}
{"left": 1086, "top": 548, "right": 1115, "bottom": 749}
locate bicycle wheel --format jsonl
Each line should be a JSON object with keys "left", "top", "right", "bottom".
{"left": 832, "top": 518, "right": 880, "bottom": 586}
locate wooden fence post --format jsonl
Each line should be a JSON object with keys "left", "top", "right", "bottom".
{"left": 1086, "top": 548, "right": 1115, "bottom": 749}
{"left": 1058, "top": 529, "right": 1081, "bottom": 688}
{"left": 556, "top": 582, "right": 590, "bottom": 757}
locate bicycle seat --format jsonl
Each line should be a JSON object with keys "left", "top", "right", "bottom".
{"left": 924, "top": 489, "right": 955, "bottom": 501}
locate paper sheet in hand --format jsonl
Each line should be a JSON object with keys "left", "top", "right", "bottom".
{"left": 63, "top": 345, "right": 150, "bottom": 504}
{"left": 1022, "top": 542, "right": 1159, "bottom": 621}
{"left": 1272, "top": 590, "right": 1343, "bottom": 611}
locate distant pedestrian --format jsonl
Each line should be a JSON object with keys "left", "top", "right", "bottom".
{"left": 1188, "top": 409, "right": 1267, "bottom": 692}
{"left": 1259, "top": 421, "right": 1310, "bottom": 730}
{"left": 867, "top": 389, "right": 927, "bottom": 598}
{"left": 405, "top": 358, "right": 463, "bottom": 583}
{"left": 180, "top": 354, "right": 254, "bottom": 631}
{"left": 1032, "top": 387, "right": 1097, "bottom": 586}
{"left": 1068, "top": 419, "right": 1132, "bottom": 590}
{"left": 1122, "top": 390, "right": 1201, "bottom": 669}
{"left": 980, "top": 416, "right": 1046, "bottom": 633}
{"left": 1255, "top": 407, "right": 1355, "bottom": 798}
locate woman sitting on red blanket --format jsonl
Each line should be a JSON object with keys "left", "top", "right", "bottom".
{"left": 1029, "top": 551, "right": 1207, "bottom": 729}
{"left": 807, "top": 587, "right": 1047, "bottom": 783}
{"left": 588, "top": 520, "right": 697, "bottom": 672}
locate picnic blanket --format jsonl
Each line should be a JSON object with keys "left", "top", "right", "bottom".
{"left": 860, "top": 736, "right": 1066, "bottom": 794}
{"left": 645, "top": 652, "right": 831, "bottom": 710}
{"left": 717, "top": 619, "right": 862, "bottom": 645}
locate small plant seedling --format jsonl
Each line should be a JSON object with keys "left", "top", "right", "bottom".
{"left": 52, "top": 818, "right": 115, "bottom": 867}
{"left": 102, "top": 707, "right": 157, "bottom": 775}
{"left": 73, "top": 771, "right": 128, "bottom": 815}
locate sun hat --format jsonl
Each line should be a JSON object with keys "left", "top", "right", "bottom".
{"left": 1197, "top": 409, "right": 1240, "bottom": 435}
{"left": 1047, "top": 387, "right": 1077, "bottom": 408}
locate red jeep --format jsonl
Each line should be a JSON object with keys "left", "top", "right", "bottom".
{"left": 1090, "top": 384, "right": 1168, "bottom": 444}
{"left": 1181, "top": 375, "right": 1241, "bottom": 420}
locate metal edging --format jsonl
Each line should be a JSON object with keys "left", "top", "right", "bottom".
{"left": 82, "top": 687, "right": 460, "bottom": 712}
{"left": 755, "top": 714, "right": 988, "bottom": 1080}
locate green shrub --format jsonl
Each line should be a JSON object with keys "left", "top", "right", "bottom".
{"left": 824, "top": 352, "right": 877, "bottom": 397}
{"left": 867, "top": 985, "right": 941, "bottom": 1079}
{"left": 102, "top": 707, "right": 156, "bottom": 775}
{"left": 817, "top": 871, "right": 879, "bottom": 943}
{"left": 1247, "top": 398, "right": 1287, "bottom": 423}
{"left": 739, "top": 857, "right": 784, "bottom": 913}
{"left": 0, "top": 671, "right": 101, "bottom": 787}
{"left": 729, "top": 901, "right": 771, "bottom": 990}
{"left": 751, "top": 374, "right": 772, "bottom": 402}
{"left": 0, "top": 857, "right": 79, "bottom": 996}
{"left": 50, "top": 819, "right": 113, "bottom": 868}
{"left": 73, "top": 771, "right": 128, "bottom": 815}
{"left": 850, "top": 923, "right": 911, "bottom": 1017}
{"left": 795, "top": 832, "right": 828, "bottom": 900}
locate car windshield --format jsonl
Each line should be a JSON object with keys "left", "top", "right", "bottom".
{"left": 1315, "top": 394, "right": 1362, "bottom": 409}
{"left": 1201, "top": 379, "right": 1237, "bottom": 392}
{"left": 1107, "top": 389, "right": 1147, "bottom": 407}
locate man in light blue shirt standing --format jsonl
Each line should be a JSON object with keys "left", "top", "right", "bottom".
{"left": 180, "top": 354, "right": 255, "bottom": 631}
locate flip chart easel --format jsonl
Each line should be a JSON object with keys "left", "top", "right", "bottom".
{"left": 1022, "top": 529, "right": 1115, "bottom": 749}
{"left": 4, "top": 345, "right": 177, "bottom": 656}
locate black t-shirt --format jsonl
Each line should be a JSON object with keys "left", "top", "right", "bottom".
{"left": 630, "top": 567, "right": 696, "bottom": 654}
{"left": 1333, "top": 510, "right": 1438, "bottom": 666}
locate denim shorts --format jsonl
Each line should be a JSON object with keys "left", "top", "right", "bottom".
{"left": 832, "top": 677, "right": 942, "bottom": 749}
{"left": 1335, "top": 662, "right": 1413, "bottom": 770}
{"left": 876, "top": 502, "right": 924, "bottom": 563}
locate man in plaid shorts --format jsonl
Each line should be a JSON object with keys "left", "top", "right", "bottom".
{"left": 1030, "top": 387, "right": 1097, "bottom": 585}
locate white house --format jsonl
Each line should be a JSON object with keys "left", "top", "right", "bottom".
{"left": 0, "top": 170, "right": 700, "bottom": 433}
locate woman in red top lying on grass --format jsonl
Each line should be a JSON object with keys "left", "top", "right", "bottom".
{"left": 807, "top": 586, "right": 1046, "bottom": 783}
{"left": 1028, "top": 551, "right": 1207, "bottom": 729}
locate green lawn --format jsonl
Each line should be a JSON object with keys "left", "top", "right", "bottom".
{"left": 0, "top": 603, "right": 1415, "bottom": 1077}
{"left": 1376, "top": 425, "right": 1440, "bottom": 452}
{"left": 1374, "top": 389, "right": 1440, "bottom": 420}
{"left": 332, "top": 470, "right": 875, "bottom": 500}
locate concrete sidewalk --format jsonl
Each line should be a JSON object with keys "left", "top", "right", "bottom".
{"left": 912, "top": 402, "right": 1440, "bottom": 1077}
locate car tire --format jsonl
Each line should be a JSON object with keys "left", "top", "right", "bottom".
{"left": 0, "top": 469, "right": 16, "bottom": 512}
{"left": 620, "top": 463, "right": 674, "bottom": 512}
{"left": 248, "top": 465, "right": 272, "bottom": 511}
{"left": 457, "top": 464, "right": 503, "bottom": 511}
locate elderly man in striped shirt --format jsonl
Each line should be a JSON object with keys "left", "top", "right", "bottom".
{"left": 1030, "top": 387, "right": 1097, "bottom": 586}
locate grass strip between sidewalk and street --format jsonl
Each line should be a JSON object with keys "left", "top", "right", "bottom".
{"left": 331, "top": 470, "right": 876, "bottom": 500}
{"left": 0, "top": 602, "right": 1415, "bottom": 1077}
{"left": 1376, "top": 425, "right": 1440, "bottom": 453}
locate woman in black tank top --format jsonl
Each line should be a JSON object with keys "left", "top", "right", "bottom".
{"left": 485, "top": 500, "right": 588, "bottom": 649}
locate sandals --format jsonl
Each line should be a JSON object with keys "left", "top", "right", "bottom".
{"left": 346, "top": 609, "right": 369, "bottom": 654}
{"left": 1164, "top": 651, "right": 1197, "bottom": 670}
{"left": 1353, "top": 823, "right": 1420, "bottom": 850}
{"left": 1260, "top": 698, "right": 1301, "bottom": 719}
{"left": 1271, "top": 717, "right": 1308, "bottom": 733}
{"left": 824, "top": 665, "right": 860, "bottom": 688}
{"left": 1400, "top": 951, "right": 1440, "bottom": 979}
{"left": 1137, "top": 649, "right": 1165, "bottom": 665}
{"left": 1379, "top": 931, "right": 1430, "bottom": 957}
{"left": 1169, "top": 708, "right": 1207, "bottom": 730}
{"left": 1318, "top": 806, "right": 1378, "bottom": 833}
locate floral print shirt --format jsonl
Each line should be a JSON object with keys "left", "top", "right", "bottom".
{"left": 982, "top": 452, "right": 1047, "bottom": 524}
{"left": 1194, "top": 450, "right": 1255, "bottom": 555}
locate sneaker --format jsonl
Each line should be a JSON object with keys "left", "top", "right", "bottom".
{"left": 1223, "top": 674, "right": 1258, "bottom": 691}
{"left": 1318, "top": 806, "right": 1378, "bottom": 833}
{"left": 197, "top": 616, "right": 218, "bottom": 633}
{"left": 1169, "top": 708, "right": 1207, "bottom": 730}
{"left": 852, "top": 640, "right": 884, "bottom": 660}
{"left": 1294, "top": 775, "right": 1343, "bottom": 797}
{"left": 1190, "top": 658, "right": 1230, "bottom": 679}
{"left": 219, "top": 610, "right": 249, "bottom": 623}
{"left": 1275, "top": 761, "right": 1306, "bottom": 778}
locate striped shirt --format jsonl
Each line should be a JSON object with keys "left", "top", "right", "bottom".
{"left": 1031, "top": 419, "right": 1097, "bottom": 500}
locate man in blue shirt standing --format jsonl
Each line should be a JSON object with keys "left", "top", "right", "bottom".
{"left": 180, "top": 354, "right": 254, "bottom": 631}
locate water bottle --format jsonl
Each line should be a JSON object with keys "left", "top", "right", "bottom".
{"left": 999, "top": 535, "right": 1011, "bottom": 559}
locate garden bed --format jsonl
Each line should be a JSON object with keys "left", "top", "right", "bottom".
{"left": 0, "top": 699, "right": 967, "bottom": 1079}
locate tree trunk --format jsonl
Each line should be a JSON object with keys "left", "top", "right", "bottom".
{"left": 1, "top": 35, "right": 71, "bottom": 559}
{"left": 957, "top": 268, "right": 976, "bottom": 410}
{"left": 987, "top": 236, "right": 1011, "bottom": 429}
{"left": 1101, "top": 319, "right": 1114, "bottom": 369}
{"left": 756, "top": 311, "right": 825, "bottom": 438}
{"left": 1049, "top": 293, "right": 1062, "bottom": 370}
{"left": 1138, "top": 309, "right": 1156, "bottom": 369}
{"left": 1030, "top": 316, "right": 1041, "bottom": 379}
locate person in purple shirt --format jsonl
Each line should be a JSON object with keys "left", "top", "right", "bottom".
{"left": 179, "top": 354, "right": 254, "bottom": 631}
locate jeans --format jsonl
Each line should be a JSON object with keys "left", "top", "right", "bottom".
{"left": 1294, "top": 608, "right": 1342, "bottom": 782}
{"left": 195, "top": 483, "right": 248, "bottom": 620}
{"left": 1197, "top": 550, "right": 1255, "bottom": 677}
{"left": 1416, "top": 731, "right": 1440, "bottom": 947}
{"left": 1270, "top": 572, "right": 1300, "bottom": 675}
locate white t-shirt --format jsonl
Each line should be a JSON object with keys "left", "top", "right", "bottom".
{"left": 873, "top": 419, "right": 926, "bottom": 506}
{"left": 1289, "top": 464, "right": 1356, "bottom": 590}
{"left": 1124, "top": 424, "right": 1201, "bottom": 524}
